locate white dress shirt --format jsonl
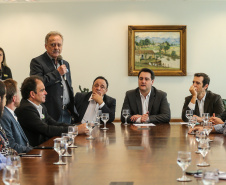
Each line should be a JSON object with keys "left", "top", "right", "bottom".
{"left": 27, "top": 99, "right": 43, "bottom": 119}
{"left": 136, "top": 90, "right": 151, "bottom": 123}
{"left": 188, "top": 93, "right": 206, "bottom": 116}
{"left": 82, "top": 95, "right": 105, "bottom": 123}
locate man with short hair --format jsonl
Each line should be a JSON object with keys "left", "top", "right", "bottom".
{"left": 30, "top": 31, "right": 77, "bottom": 124}
{"left": 15, "top": 76, "right": 87, "bottom": 147}
{"left": 182, "top": 73, "right": 224, "bottom": 123}
{"left": 121, "top": 68, "right": 171, "bottom": 124}
{"left": 0, "top": 79, "right": 32, "bottom": 153}
{"left": 74, "top": 76, "right": 116, "bottom": 123}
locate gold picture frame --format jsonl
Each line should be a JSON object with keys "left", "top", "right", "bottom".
{"left": 128, "top": 25, "right": 186, "bottom": 76}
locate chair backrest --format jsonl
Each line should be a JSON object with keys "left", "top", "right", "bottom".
{"left": 222, "top": 99, "right": 226, "bottom": 111}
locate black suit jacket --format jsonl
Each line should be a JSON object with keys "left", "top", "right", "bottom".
{"left": 30, "top": 52, "right": 77, "bottom": 121}
{"left": 74, "top": 92, "right": 116, "bottom": 123}
{"left": 15, "top": 99, "right": 69, "bottom": 147}
{"left": 181, "top": 90, "right": 224, "bottom": 122}
{"left": 0, "top": 64, "right": 12, "bottom": 80}
{"left": 121, "top": 87, "right": 171, "bottom": 124}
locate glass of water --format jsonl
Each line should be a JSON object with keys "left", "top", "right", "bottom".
{"left": 86, "top": 122, "right": 95, "bottom": 140}
{"left": 189, "top": 116, "right": 197, "bottom": 135}
{"left": 96, "top": 110, "right": 102, "bottom": 126}
{"left": 202, "top": 113, "right": 210, "bottom": 126}
{"left": 68, "top": 126, "right": 78, "bottom": 148}
{"left": 197, "top": 138, "right": 210, "bottom": 167}
{"left": 177, "top": 151, "right": 192, "bottom": 182}
{"left": 202, "top": 168, "right": 219, "bottom": 185}
{"left": 185, "top": 110, "right": 193, "bottom": 125}
{"left": 61, "top": 133, "right": 72, "bottom": 157}
{"left": 2, "top": 166, "right": 20, "bottom": 185}
{"left": 53, "top": 138, "right": 67, "bottom": 165}
{"left": 101, "top": 113, "right": 109, "bottom": 130}
{"left": 122, "top": 109, "right": 130, "bottom": 125}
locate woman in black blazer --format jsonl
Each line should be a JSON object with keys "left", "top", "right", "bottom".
{"left": 0, "top": 47, "right": 12, "bottom": 80}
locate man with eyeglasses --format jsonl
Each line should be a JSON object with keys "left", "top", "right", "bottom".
{"left": 182, "top": 73, "right": 224, "bottom": 123}
{"left": 74, "top": 76, "right": 116, "bottom": 123}
{"left": 30, "top": 31, "right": 77, "bottom": 124}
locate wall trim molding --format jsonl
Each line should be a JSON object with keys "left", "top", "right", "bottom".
{"left": 114, "top": 118, "right": 183, "bottom": 122}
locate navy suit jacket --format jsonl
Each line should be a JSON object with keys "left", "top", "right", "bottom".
{"left": 30, "top": 52, "right": 78, "bottom": 121}
{"left": 74, "top": 92, "right": 116, "bottom": 123}
{"left": 0, "top": 108, "right": 32, "bottom": 153}
{"left": 121, "top": 87, "right": 171, "bottom": 124}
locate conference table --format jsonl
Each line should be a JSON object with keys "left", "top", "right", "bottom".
{"left": 1, "top": 123, "right": 226, "bottom": 185}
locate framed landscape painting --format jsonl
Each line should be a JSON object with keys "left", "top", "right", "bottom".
{"left": 128, "top": 25, "right": 186, "bottom": 76}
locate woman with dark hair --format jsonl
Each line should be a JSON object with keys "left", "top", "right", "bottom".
{"left": 0, "top": 47, "right": 12, "bottom": 80}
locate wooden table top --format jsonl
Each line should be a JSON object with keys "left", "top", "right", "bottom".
{"left": 1, "top": 123, "right": 226, "bottom": 185}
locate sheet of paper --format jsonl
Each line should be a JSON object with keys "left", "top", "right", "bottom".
{"left": 134, "top": 123, "right": 156, "bottom": 127}
{"left": 180, "top": 122, "right": 188, "bottom": 125}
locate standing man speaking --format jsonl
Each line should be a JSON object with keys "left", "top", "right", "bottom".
{"left": 30, "top": 31, "right": 77, "bottom": 124}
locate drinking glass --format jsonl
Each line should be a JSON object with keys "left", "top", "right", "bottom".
{"left": 2, "top": 167, "right": 20, "bottom": 185}
{"left": 122, "top": 109, "right": 130, "bottom": 125}
{"left": 202, "top": 168, "right": 219, "bottom": 185}
{"left": 86, "top": 122, "right": 95, "bottom": 140}
{"left": 197, "top": 138, "right": 210, "bottom": 167}
{"left": 6, "top": 155, "right": 21, "bottom": 169}
{"left": 177, "top": 151, "right": 192, "bottom": 182}
{"left": 5, "top": 155, "right": 21, "bottom": 184}
{"left": 202, "top": 113, "right": 210, "bottom": 126}
{"left": 61, "top": 133, "right": 72, "bottom": 157}
{"left": 189, "top": 116, "right": 197, "bottom": 135}
{"left": 68, "top": 126, "right": 78, "bottom": 148}
{"left": 185, "top": 110, "right": 193, "bottom": 124}
{"left": 203, "top": 122, "right": 213, "bottom": 142}
{"left": 101, "top": 113, "right": 109, "bottom": 130}
{"left": 53, "top": 138, "right": 67, "bottom": 165}
{"left": 95, "top": 110, "right": 102, "bottom": 126}
{"left": 195, "top": 130, "right": 207, "bottom": 154}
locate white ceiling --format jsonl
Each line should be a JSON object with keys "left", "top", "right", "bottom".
{"left": 1, "top": 0, "right": 226, "bottom": 3}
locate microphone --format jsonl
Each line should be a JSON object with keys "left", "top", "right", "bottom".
{"left": 57, "top": 55, "right": 67, "bottom": 81}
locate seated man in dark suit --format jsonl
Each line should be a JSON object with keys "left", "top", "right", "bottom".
{"left": 182, "top": 73, "right": 224, "bottom": 123}
{"left": 15, "top": 76, "right": 88, "bottom": 147}
{"left": 121, "top": 68, "right": 171, "bottom": 124}
{"left": 74, "top": 76, "right": 116, "bottom": 123}
{"left": 0, "top": 79, "right": 32, "bottom": 153}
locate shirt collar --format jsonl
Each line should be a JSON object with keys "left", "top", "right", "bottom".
{"left": 27, "top": 99, "right": 42, "bottom": 110}
{"left": 46, "top": 52, "right": 54, "bottom": 61}
{"left": 139, "top": 89, "right": 151, "bottom": 99}
{"left": 5, "top": 106, "right": 15, "bottom": 117}
{"left": 197, "top": 92, "right": 206, "bottom": 102}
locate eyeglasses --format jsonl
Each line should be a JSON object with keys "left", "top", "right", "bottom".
{"left": 49, "top": 43, "right": 62, "bottom": 48}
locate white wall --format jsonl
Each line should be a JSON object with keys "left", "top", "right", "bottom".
{"left": 0, "top": 1, "right": 226, "bottom": 120}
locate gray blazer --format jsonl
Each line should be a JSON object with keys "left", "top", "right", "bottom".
{"left": 0, "top": 108, "right": 32, "bottom": 153}
{"left": 30, "top": 52, "right": 78, "bottom": 121}
{"left": 121, "top": 87, "right": 171, "bottom": 124}
{"left": 181, "top": 90, "right": 224, "bottom": 122}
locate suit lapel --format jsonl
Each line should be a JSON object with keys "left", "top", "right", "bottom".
{"left": 43, "top": 52, "right": 56, "bottom": 72}
{"left": 195, "top": 101, "right": 200, "bottom": 117}
{"left": 5, "top": 108, "right": 29, "bottom": 143}
{"left": 204, "top": 92, "right": 210, "bottom": 113}
{"left": 148, "top": 87, "right": 155, "bottom": 113}
{"left": 80, "top": 92, "right": 92, "bottom": 120}
{"left": 135, "top": 89, "right": 142, "bottom": 115}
